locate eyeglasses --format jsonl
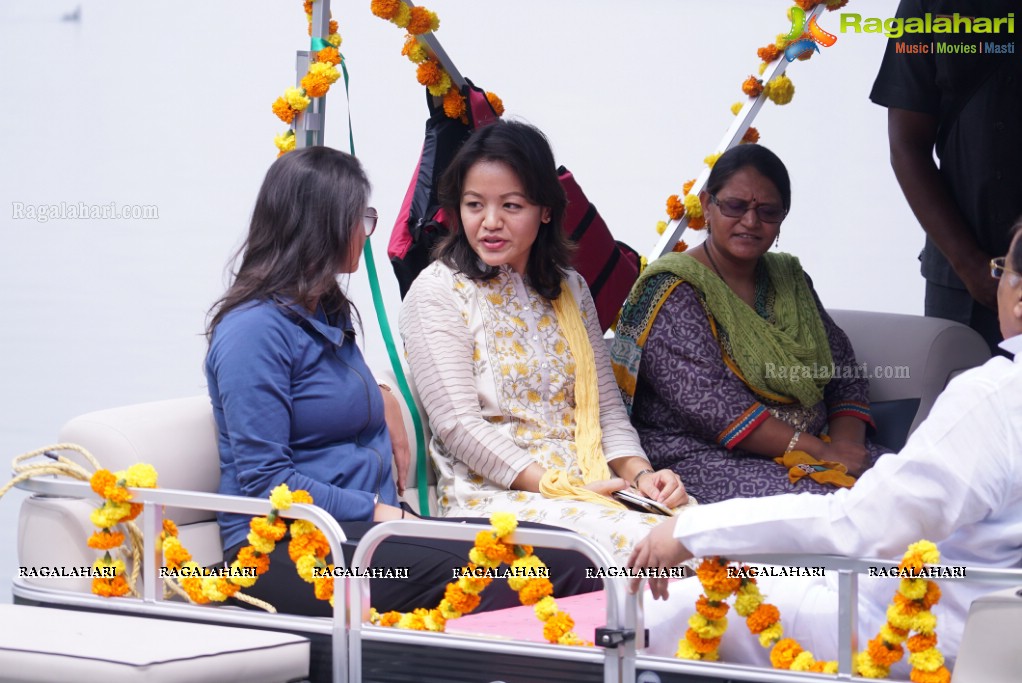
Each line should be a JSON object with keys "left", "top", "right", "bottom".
{"left": 990, "top": 256, "right": 1022, "bottom": 281}
{"left": 363, "top": 207, "right": 378, "bottom": 237}
{"left": 709, "top": 194, "right": 787, "bottom": 224}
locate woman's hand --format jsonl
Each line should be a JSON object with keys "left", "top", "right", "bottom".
{"left": 380, "top": 386, "right": 411, "bottom": 495}
{"left": 372, "top": 502, "right": 405, "bottom": 522}
{"left": 583, "top": 477, "right": 629, "bottom": 497}
{"left": 821, "top": 439, "right": 870, "bottom": 478}
{"left": 635, "top": 469, "right": 689, "bottom": 508}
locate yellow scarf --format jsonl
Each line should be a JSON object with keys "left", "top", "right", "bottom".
{"left": 539, "top": 283, "right": 625, "bottom": 510}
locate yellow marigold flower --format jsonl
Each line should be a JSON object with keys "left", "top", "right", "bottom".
{"left": 122, "top": 463, "right": 158, "bottom": 488}
{"left": 886, "top": 602, "right": 915, "bottom": 631}
{"left": 284, "top": 87, "right": 310, "bottom": 112}
{"left": 423, "top": 609, "right": 446, "bottom": 632}
{"left": 899, "top": 577, "right": 928, "bottom": 600}
{"left": 269, "top": 484, "right": 294, "bottom": 511}
{"left": 758, "top": 61, "right": 768, "bottom": 76}
{"left": 90, "top": 502, "right": 131, "bottom": 529}
{"left": 398, "top": 611, "right": 426, "bottom": 630}
{"left": 308, "top": 62, "right": 340, "bottom": 84}
{"left": 274, "top": 131, "right": 297, "bottom": 154}
{"left": 909, "top": 610, "right": 937, "bottom": 634}
{"left": 757, "top": 621, "right": 784, "bottom": 647}
{"left": 490, "top": 511, "right": 518, "bottom": 538}
{"left": 655, "top": 220, "right": 668, "bottom": 236}
{"left": 688, "top": 613, "right": 728, "bottom": 639}
{"left": 790, "top": 651, "right": 816, "bottom": 671}
{"left": 247, "top": 531, "right": 276, "bottom": 554}
{"left": 326, "top": 33, "right": 341, "bottom": 48}
{"left": 228, "top": 561, "right": 258, "bottom": 588}
{"left": 201, "top": 578, "right": 228, "bottom": 602}
{"left": 533, "top": 595, "right": 558, "bottom": 622}
{"left": 704, "top": 152, "right": 722, "bottom": 168}
{"left": 820, "top": 661, "right": 839, "bottom": 674}
{"left": 730, "top": 101, "right": 743, "bottom": 116}
{"left": 370, "top": 0, "right": 401, "bottom": 20}
{"left": 94, "top": 556, "right": 127, "bottom": 576}
{"left": 438, "top": 598, "right": 460, "bottom": 620}
{"left": 734, "top": 582, "right": 764, "bottom": 616}
{"left": 542, "top": 612, "right": 574, "bottom": 643}
{"left": 764, "top": 74, "right": 795, "bottom": 105}
{"left": 676, "top": 639, "right": 702, "bottom": 659}
{"left": 291, "top": 519, "right": 315, "bottom": 536}
{"left": 405, "top": 41, "right": 427, "bottom": 63}
{"left": 392, "top": 2, "right": 411, "bottom": 28}
{"left": 486, "top": 91, "right": 504, "bottom": 117}
{"left": 426, "top": 72, "right": 452, "bottom": 97}
{"left": 907, "top": 540, "right": 940, "bottom": 564}
{"left": 704, "top": 588, "right": 732, "bottom": 603}
{"left": 683, "top": 193, "right": 702, "bottom": 218}
{"left": 666, "top": 194, "right": 684, "bottom": 220}
{"left": 880, "top": 622, "right": 909, "bottom": 644}
{"left": 296, "top": 554, "right": 319, "bottom": 583}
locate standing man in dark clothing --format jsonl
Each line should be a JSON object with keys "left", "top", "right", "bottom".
{"left": 870, "top": 0, "right": 1022, "bottom": 353}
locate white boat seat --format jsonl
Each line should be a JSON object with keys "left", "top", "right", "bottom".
{"left": 952, "top": 586, "right": 1022, "bottom": 683}
{"left": 827, "top": 310, "right": 990, "bottom": 451}
{"left": 0, "top": 604, "right": 309, "bottom": 683}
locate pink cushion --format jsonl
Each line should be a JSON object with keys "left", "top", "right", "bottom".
{"left": 447, "top": 591, "right": 607, "bottom": 643}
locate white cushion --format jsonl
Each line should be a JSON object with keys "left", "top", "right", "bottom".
{"left": 952, "top": 586, "right": 1022, "bottom": 683}
{"left": 0, "top": 605, "right": 309, "bottom": 683}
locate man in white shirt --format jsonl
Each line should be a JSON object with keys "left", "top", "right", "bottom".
{"left": 628, "top": 222, "right": 1022, "bottom": 672}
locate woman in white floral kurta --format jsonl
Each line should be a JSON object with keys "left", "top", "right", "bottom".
{"left": 400, "top": 121, "right": 689, "bottom": 564}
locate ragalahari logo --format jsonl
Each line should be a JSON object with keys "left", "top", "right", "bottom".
{"left": 783, "top": 7, "right": 838, "bottom": 61}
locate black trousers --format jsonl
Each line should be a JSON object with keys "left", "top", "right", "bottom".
{"left": 222, "top": 517, "right": 602, "bottom": 617}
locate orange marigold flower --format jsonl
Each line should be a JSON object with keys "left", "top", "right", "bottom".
{"left": 688, "top": 215, "right": 706, "bottom": 230}
{"left": 747, "top": 603, "right": 780, "bottom": 634}
{"left": 893, "top": 592, "right": 923, "bottom": 615}
{"left": 826, "top": 0, "right": 850, "bottom": 9}
{"left": 164, "top": 543, "right": 192, "bottom": 569}
{"left": 666, "top": 194, "right": 684, "bottom": 220}
{"left": 401, "top": 35, "right": 417, "bottom": 56}
{"left": 272, "top": 97, "right": 295, "bottom": 124}
{"left": 379, "top": 610, "right": 401, "bottom": 627}
{"left": 124, "top": 503, "right": 144, "bottom": 521}
{"left": 695, "top": 595, "right": 729, "bottom": 621}
{"left": 291, "top": 489, "right": 313, "bottom": 505}
{"left": 910, "top": 667, "right": 951, "bottom": 683}
{"left": 303, "top": 1, "right": 313, "bottom": 15}
{"left": 88, "top": 530, "right": 125, "bottom": 550}
{"left": 251, "top": 516, "right": 287, "bottom": 542}
{"left": 90, "top": 470, "right": 117, "bottom": 497}
{"left": 316, "top": 47, "right": 341, "bottom": 66}
{"left": 685, "top": 629, "right": 722, "bottom": 654}
{"left": 288, "top": 530, "right": 331, "bottom": 562}
{"left": 742, "top": 126, "right": 760, "bottom": 144}
{"left": 518, "top": 579, "right": 554, "bottom": 605}
{"left": 162, "top": 519, "right": 178, "bottom": 537}
{"left": 682, "top": 178, "right": 696, "bottom": 196}
{"left": 867, "top": 637, "right": 904, "bottom": 667}
{"left": 328, "top": 19, "right": 338, "bottom": 35}
{"left": 906, "top": 633, "right": 938, "bottom": 653}
{"left": 180, "top": 577, "right": 209, "bottom": 604}
{"left": 543, "top": 612, "right": 575, "bottom": 643}
{"left": 757, "top": 44, "right": 781, "bottom": 63}
{"left": 742, "top": 76, "right": 764, "bottom": 97}
{"left": 237, "top": 546, "right": 271, "bottom": 575}
{"left": 406, "top": 6, "right": 435, "bottom": 35}
{"left": 217, "top": 578, "right": 241, "bottom": 598}
{"left": 301, "top": 74, "right": 331, "bottom": 99}
{"left": 314, "top": 574, "right": 334, "bottom": 601}
{"left": 370, "top": 0, "right": 402, "bottom": 20}
{"left": 444, "top": 583, "right": 481, "bottom": 615}
{"left": 416, "top": 60, "right": 443, "bottom": 87}
{"left": 920, "top": 581, "right": 941, "bottom": 609}
{"left": 672, "top": 240, "right": 690, "bottom": 253}
{"left": 486, "top": 91, "right": 505, "bottom": 117}
{"left": 770, "top": 638, "right": 803, "bottom": 669}
{"left": 443, "top": 89, "right": 466, "bottom": 119}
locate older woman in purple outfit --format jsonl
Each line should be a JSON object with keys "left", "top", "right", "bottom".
{"left": 611, "top": 145, "right": 889, "bottom": 504}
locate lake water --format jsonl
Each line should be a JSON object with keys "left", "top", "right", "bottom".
{"left": 0, "top": 0, "right": 915, "bottom": 602}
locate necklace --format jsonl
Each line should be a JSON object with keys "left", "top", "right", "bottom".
{"left": 703, "top": 241, "right": 728, "bottom": 283}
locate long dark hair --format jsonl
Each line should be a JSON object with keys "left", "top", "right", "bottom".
{"left": 434, "top": 120, "right": 572, "bottom": 300}
{"left": 705, "top": 143, "right": 792, "bottom": 213}
{"left": 207, "top": 146, "right": 369, "bottom": 338}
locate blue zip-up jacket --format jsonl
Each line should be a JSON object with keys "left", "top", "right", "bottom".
{"left": 206, "top": 298, "right": 398, "bottom": 551}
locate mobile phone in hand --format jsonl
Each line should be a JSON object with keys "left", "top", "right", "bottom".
{"left": 612, "top": 488, "right": 674, "bottom": 516}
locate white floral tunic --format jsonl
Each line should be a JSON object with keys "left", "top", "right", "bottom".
{"left": 401, "top": 261, "right": 665, "bottom": 563}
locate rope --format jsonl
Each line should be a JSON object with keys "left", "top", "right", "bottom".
{"left": 3, "top": 445, "right": 273, "bottom": 611}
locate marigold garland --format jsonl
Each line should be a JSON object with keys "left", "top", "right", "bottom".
{"left": 372, "top": 0, "right": 503, "bottom": 122}
{"left": 370, "top": 512, "right": 590, "bottom": 646}
{"left": 87, "top": 464, "right": 158, "bottom": 597}
{"left": 271, "top": 0, "right": 344, "bottom": 155}
{"left": 674, "top": 541, "right": 950, "bottom": 680}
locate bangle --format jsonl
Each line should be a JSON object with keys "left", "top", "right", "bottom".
{"left": 785, "top": 429, "right": 802, "bottom": 454}
{"left": 378, "top": 383, "right": 392, "bottom": 393}
{"left": 633, "top": 468, "right": 655, "bottom": 489}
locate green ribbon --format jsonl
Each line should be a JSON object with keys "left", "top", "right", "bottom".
{"left": 338, "top": 55, "right": 431, "bottom": 514}
{"left": 310, "top": 37, "right": 330, "bottom": 52}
